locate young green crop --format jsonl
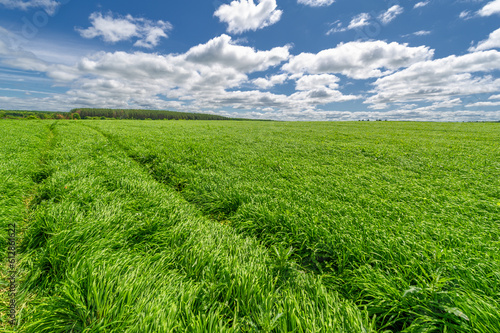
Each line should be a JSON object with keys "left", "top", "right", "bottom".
{"left": 0, "top": 120, "right": 49, "bottom": 329}
{"left": 89, "top": 120, "right": 500, "bottom": 332}
{"left": 3, "top": 119, "right": 499, "bottom": 332}
{"left": 11, "top": 121, "right": 370, "bottom": 332}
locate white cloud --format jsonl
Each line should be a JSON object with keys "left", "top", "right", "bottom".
{"left": 469, "top": 27, "right": 500, "bottom": 51}
{"left": 329, "top": 6, "right": 403, "bottom": 35}
{"left": 459, "top": 10, "right": 473, "bottom": 20}
{"left": 3, "top": 31, "right": 360, "bottom": 116}
{"left": 214, "top": 0, "right": 282, "bottom": 34}
{"left": 414, "top": 30, "right": 431, "bottom": 36}
{"left": 283, "top": 41, "right": 434, "bottom": 79}
{"left": 225, "top": 108, "right": 500, "bottom": 122}
{"left": 78, "top": 13, "right": 137, "bottom": 43}
{"left": 287, "top": 73, "right": 359, "bottom": 105}
{"left": 297, "top": 0, "right": 335, "bottom": 7}
{"left": 326, "top": 20, "right": 346, "bottom": 35}
{"left": 1, "top": 33, "right": 298, "bottom": 113}
{"left": 253, "top": 74, "right": 288, "bottom": 89}
{"left": 466, "top": 100, "right": 500, "bottom": 107}
{"left": 2, "top": 23, "right": 499, "bottom": 121}
{"left": 5, "top": 90, "right": 500, "bottom": 121}
{"left": 378, "top": 5, "right": 404, "bottom": 25}
{"left": 347, "top": 13, "right": 371, "bottom": 30}
{"left": 327, "top": 13, "right": 371, "bottom": 35}
{"left": 404, "top": 30, "right": 432, "bottom": 37}
{"left": 414, "top": 1, "right": 429, "bottom": 9}
{"left": 184, "top": 34, "right": 290, "bottom": 72}
{"left": 77, "top": 12, "right": 172, "bottom": 48}
{"left": 367, "top": 50, "right": 500, "bottom": 106}
{"left": 295, "top": 74, "right": 339, "bottom": 90}
{"left": 412, "top": 98, "right": 463, "bottom": 111}
{"left": 402, "top": 30, "right": 431, "bottom": 37}
{"left": 0, "top": 27, "right": 80, "bottom": 81}
{"left": 0, "top": 0, "right": 60, "bottom": 15}
{"left": 478, "top": 0, "right": 500, "bottom": 16}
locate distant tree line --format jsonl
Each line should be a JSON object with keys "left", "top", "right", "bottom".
{"left": 0, "top": 110, "right": 71, "bottom": 119}
{"left": 71, "top": 108, "right": 233, "bottom": 120}
{"left": 0, "top": 108, "right": 255, "bottom": 121}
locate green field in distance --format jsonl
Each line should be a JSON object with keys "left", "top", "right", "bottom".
{"left": 1, "top": 120, "right": 499, "bottom": 332}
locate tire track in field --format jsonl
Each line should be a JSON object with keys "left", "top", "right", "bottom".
{"left": 81, "top": 123, "right": 243, "bottom": 224}
{"left": 80, "top": 123, "right": 313, "bottom": 277}
{"left": 39, "top": 122, "right": 373, "bottom": 332}
{"left": 1, "top": 121, "right": 57, "bottom": 330}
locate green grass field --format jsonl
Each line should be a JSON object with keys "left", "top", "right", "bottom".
{"left": 1, "top": 120, "right": 499, "bottom": 332}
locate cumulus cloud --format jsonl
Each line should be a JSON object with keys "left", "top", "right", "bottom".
{"left": 477, "top": 0, "right": 500, "bottom": 16}
{"left": 7, "top": 30, "right": 360, "bottom": 116}
{"left": 184, "top": 34, "right": 290, "bottom": 72}
{"left": 469, "top": 27, "right": 500, "bottom": 51}
{"left": 253, "top": 74, "right": 288, "bottom": 89}
{"left": 3, "top": 22, "right": 499, "bottom": 121}
{"left": 77, "top": 12, "right": 172, "bottom": 48}
{"left": 378, "top": 5, "right": 404, "bottom": 24}
{"left": 214, "top": 0, "right": 282, "bottom": 34}
{"left": 1, "top": 33, "right": 303, "bottom": 113}
{"left": 295, "top": 74, "right": 339, "bottom": 90}
{"left": 286, "top": 73, "right": 359, "bottom": 105}
{"left": 297, "top": 0, "right": 335, "bottom": 7}
{"left": 367, "top": 50, "right": 500, "bottom": 106}
{"left": 414, "top": 1, "right": 429, "bottom": 9}
{"left": 71, "top": 37, "right": 355, "bottom": 111}
{"left": 0, "top": 0, "right": 59, "bottom": 15}
{"left": 283, "top": 41, "right": 434, "bottom": 79}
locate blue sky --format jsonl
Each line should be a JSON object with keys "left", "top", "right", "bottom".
{"left": 0, "top": 0, "right": 499, "bottom": 121}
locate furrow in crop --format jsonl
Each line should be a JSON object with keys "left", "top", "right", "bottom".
{"left": 0, "top": 120, "right": 54, "bottom": 330}
{"left": 15, "top": 121, "right": 372, "bottom": 332}
{"left": 84, "top": 120, "right": 500, "bottom": 332}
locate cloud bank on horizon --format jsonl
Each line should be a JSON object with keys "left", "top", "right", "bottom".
{"left": 0, "top": 0, "right": 499, "bottom": 121}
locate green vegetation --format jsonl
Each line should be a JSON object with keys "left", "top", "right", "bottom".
{"left": 0, "top": 109, "right": 258, "bottom": 121}
{"left": 71, "top": 108, "right": 236, "bottom": 120}
{"left": 1, "top": 120, "right": 499, "bottom": 332}
{"left": 0, "top": 110, "right": 67, "bottom": 120}
{"left": 0, "top": 121, "right": 49, "bottom": 326}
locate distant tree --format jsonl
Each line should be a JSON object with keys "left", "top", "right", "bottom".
{"left": 75, "top": 108, "right": 235, "bottom": 121}
{"left": 0, "top": 111, "right": 5, "bottom": 119}
{"left": 71, "top": 113, "right": 81, "bottom": 120}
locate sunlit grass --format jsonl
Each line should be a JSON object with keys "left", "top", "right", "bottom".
{"left": 12, "top": 121, "right": 370, "bottom": 332}
{"left": 2, "top": 119, "right": 499, "bottom": 332}
{"left": 0, "top": 121, "right": 48, "bottom": 329}
{"left": 90, "top": 120, "right": 500, "bottom": 332}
